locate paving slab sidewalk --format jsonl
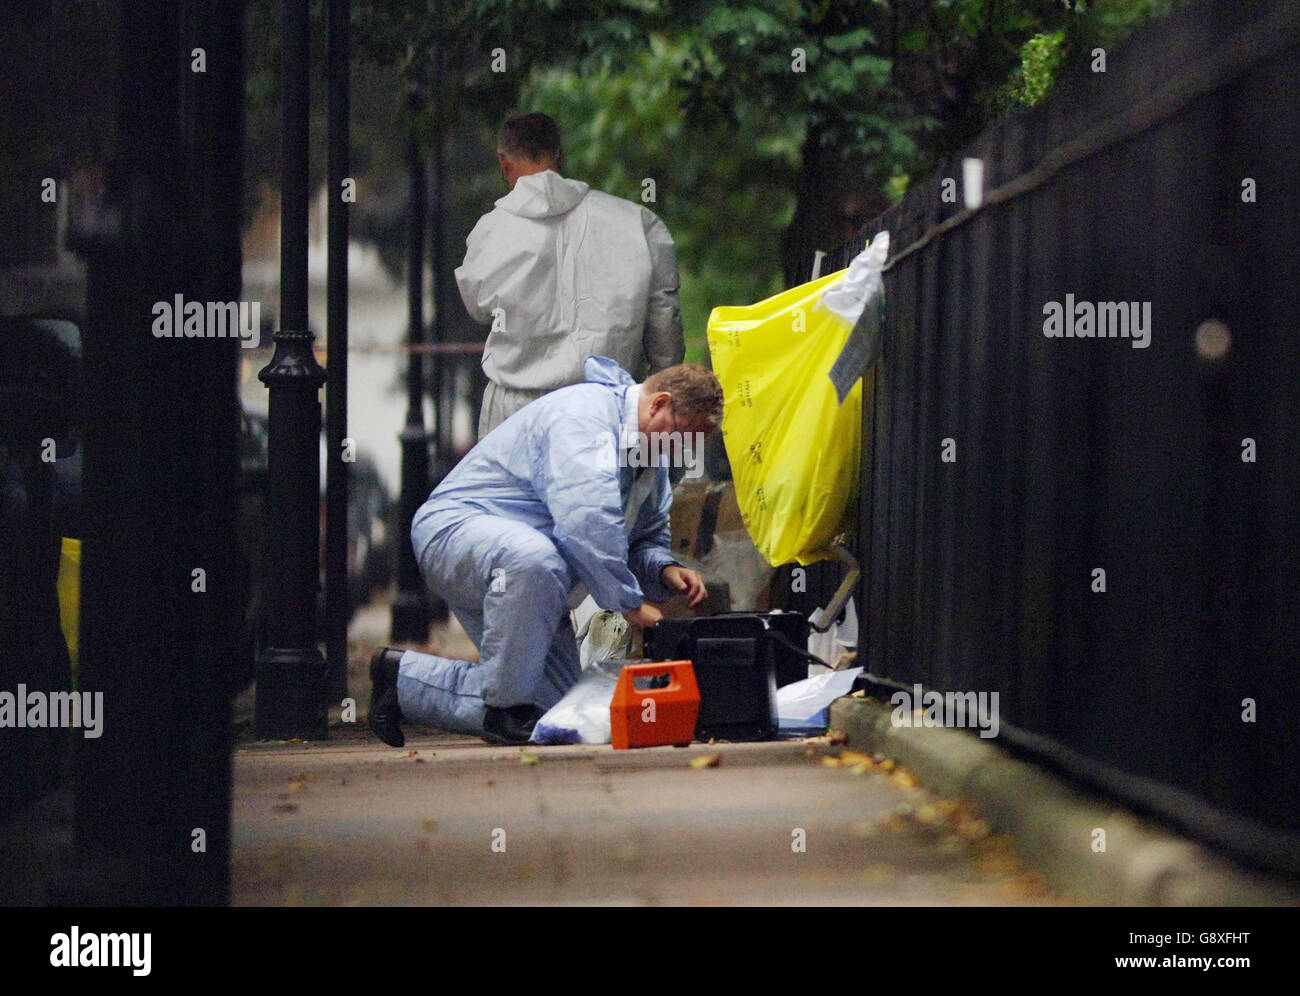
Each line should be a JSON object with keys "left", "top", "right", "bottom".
{"left": 232, "top": 726, "right": 1064, "bottom": 906}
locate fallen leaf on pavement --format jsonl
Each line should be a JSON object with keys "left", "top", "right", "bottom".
{"left": 955, "top": 817, "right": 990, "bottom": 841}
{"left": 859, "top": 863, "right": 897, "bottom": 885}
{"left": 938, "top": 834, "right": 964, "bottom": 854}
{"left": 890, "top": 769, "right": 919, "bottom": 790}
{"left": 931, "top": 799, "right": 961, "bottom": 819}
{"left": 973, "top": 835, "right": 1020, "bottom": 877}
{"left": 520, "top": 752, "right": 540, "bottom": 765}
{"left": 821, "top": 750, "right": 873, "bottom": 769}
{"left": 1001, "top": 872, "right": 1049, "bottom": 897}
{"left": 690, "top": 753, "right": 723, "bottom": 769}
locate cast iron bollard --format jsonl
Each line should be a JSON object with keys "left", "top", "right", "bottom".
{"left": 255, "top": 330, "right": 328, "bottom": 739}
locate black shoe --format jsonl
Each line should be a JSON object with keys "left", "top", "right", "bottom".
{"left": 369, "top": 647, "right": 405, "bottom": 748}
{"left": 481, "top": 704, "right": 543, "bottom": 746}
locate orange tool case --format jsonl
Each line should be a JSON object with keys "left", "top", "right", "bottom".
{"left": 610, "top": 660, "right": 700, "bottom": 749}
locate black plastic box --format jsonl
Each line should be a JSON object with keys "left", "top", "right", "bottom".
{"left": 644, "top": 612, "right": 810, "bottom": 741}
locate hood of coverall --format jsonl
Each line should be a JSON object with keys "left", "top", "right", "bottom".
{"left": 496, "top": 169, "right": 590, "bottom": 219}
{"left": 581, "top": 354, "right": 635, "bottom": 391}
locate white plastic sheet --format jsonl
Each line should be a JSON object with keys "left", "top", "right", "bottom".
{"left": 776, "top": 666, "right": 863, "bottom": 732}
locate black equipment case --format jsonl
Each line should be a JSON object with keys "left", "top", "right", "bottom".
{"left": 644, "top": 612, "right": 810, "bottom": 741}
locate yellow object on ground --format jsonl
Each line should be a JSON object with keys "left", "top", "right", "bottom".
{"left": 58, "top": 536, "right": 80, "bottom": 676}
{"left": 707, "top": 272, "right": 862, "bottom": 566}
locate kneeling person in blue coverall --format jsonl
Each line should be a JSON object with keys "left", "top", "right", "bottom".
{"left": 369, "top": 355, "right": 722, "bottom": 746}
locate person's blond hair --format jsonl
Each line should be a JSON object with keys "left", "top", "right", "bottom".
{"left": 643, "top": 363, "right": 724, "bottom": 427}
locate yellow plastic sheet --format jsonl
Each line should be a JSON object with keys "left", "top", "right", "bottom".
{"left": 707, "top": 271, "right": 861, "bottom": 566}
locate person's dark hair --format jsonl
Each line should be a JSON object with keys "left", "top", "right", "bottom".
{"left": 498, "top": 113, "right": 562, "bottom": 164}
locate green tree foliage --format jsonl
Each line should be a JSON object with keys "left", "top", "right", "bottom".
{"left": 995, "top": 0, "right": 1190, "bottom": 111}
{"left": 241, "top": 0, "right": 1193, "bottom": 359}
{"left": 994, "top": 30, "right": 1066, "bottom": 109}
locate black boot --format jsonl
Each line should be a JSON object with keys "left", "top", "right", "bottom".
{"left": 369, "top": 647, "right": 405, "bottom": 747}
{"left": 481, "top": 704, "right": 543, "bottom": 746}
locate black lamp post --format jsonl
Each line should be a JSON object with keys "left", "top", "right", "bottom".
{"left": 431, "top": 22, "right": 449, "bottom": 465}
{"left": 254, "top": 0, "right": 329, "bottom": 740}
{"left": 390, "top": 110, "right": 432, "bottom": 644}
{"left": 324, "top": 0, "right": 350, "bottom": 702}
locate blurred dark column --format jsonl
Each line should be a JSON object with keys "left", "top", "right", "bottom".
{"left": 71, "top": 0, "right": 243, "bottom": 904}
{"left": 324, "top": 0, "right": 350, "bottom": 702}
{"left": 390, "top": 115, "right": 432, "bottom": 644}
{"left": 0, "top": 319, "right": 78, "bottom": 816}
{"left": 425, "top": 24, "right": 451, "bottom": 624}
{"left": 431, "top": 16, "right": 449, "bottom": 463}
{"left": 254, "top": 0, "right": 328, "bottom": 740}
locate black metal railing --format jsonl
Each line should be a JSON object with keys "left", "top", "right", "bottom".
{"left": 797, "top": 0, "right": 1299, "bottom": 874}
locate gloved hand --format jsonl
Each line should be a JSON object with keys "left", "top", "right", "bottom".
{"left": 622, "top": 603, "right": 663, "bottom": 629}
{"left": 661, "top": 564, "right": 708, "bottom": 607}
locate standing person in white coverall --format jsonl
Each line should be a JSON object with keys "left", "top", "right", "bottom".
{"left": 368, "top": 357, "right": 722, "bottom": 746}
{"left": 457, "top": 112, "right": 685, "bottom": 437}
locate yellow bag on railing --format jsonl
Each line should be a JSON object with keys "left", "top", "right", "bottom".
{"left": 707, "top": 272, "right": 860, "bottom": 566}
{"left": 706, "top": 232, "right": 888, "bottom": 567}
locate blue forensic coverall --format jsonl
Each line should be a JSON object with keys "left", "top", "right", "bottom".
{"left": 399, "top": 356, "right": 681, "bottom": 735}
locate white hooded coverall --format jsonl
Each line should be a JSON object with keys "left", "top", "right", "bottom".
{"left": 455, "top": 170, "right": 685, "bottom": 435}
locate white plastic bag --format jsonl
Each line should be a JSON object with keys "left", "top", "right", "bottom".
{"left": 530, "top": 658, "right": 624, "bottom": 745}
{"left": 815, "top": 231, "right": 889, "bottom": 327}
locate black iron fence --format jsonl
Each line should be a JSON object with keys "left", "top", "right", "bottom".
{"left": 799, "top": 0, "right": 1299, "bottom": 874}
